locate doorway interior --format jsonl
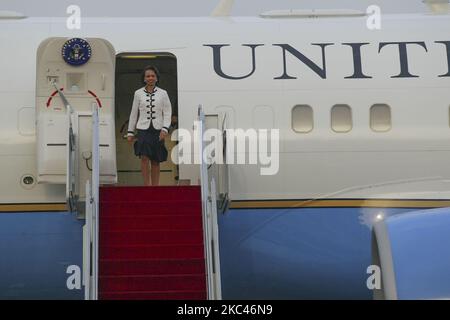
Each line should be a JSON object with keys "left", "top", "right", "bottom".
{"left": 115, "top": 52, "right": 178, "bottom": 186}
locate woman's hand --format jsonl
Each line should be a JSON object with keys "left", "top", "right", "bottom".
{"left": 159, "top": 130, "right": 168, "bottom": 141}
{"left": 127, "top": 136, "right": 135, "bottom": 146}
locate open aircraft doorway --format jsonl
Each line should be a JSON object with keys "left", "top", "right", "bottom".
{"left": 115, "top": 53, "right": 178, "bottom": 186}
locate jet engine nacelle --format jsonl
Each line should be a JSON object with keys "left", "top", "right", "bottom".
{"left": 372, "top": 207, "right": 450, "bottom": 299}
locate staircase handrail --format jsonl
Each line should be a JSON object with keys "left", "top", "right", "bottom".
{"left": 208, "top": 177, "right": 222, "bottom": 299}
{"left": 83, "top": 180, "right": 92, "bottom": 299}
{"left": 53, "top": 83, "right": 77, "bottom": 212}
{"left": 198, "top": 105, "right": 222, "bottom": 300}
{"left": 83, "top": 102, "right": 100, "bottom": 300}
{"left": 91, "top": 102, "right": 100, "bottom": 299}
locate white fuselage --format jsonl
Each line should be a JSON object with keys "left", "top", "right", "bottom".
{"left": 1, "top": 14, "right": 450, "bottom": 204}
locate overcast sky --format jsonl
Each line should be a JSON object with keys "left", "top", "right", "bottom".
{"left": 0, "top": 0, "right": 431, "bottom": 17}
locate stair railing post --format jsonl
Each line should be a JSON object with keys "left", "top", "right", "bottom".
{"left": 198, "top": 105, "right": 215, "bottom": 299}
{"left": 209, "top": 177, "right": 222, "bottom": 299}
{"left": 91, "top": 102, "right": 100, "bottom": 300}
{"left": 83, "top": 180, "right": 92, "bottom": 300}
{"left": 56, "top": 82, "right": 78, "bottom": 213}
{"left": 66, "top": 105, "right": 72, "bottom": 211}
{"left": 66, "top": 105, "right": 77, "bottom": 212}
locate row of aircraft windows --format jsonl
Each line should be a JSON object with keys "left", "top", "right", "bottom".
{"left": 292, "top": 104, "right": 392, "bottom": 133}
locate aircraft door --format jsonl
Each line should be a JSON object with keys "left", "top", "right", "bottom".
{"left": 35, "top": 37, "right": 117, "bottom": 202}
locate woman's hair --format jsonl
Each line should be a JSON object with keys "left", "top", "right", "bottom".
{"left": 142, "top": 65, "right": 160, "bottom": 85}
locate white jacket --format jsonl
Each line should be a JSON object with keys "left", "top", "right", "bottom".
{"left": 127, "top": 86, "right": 172, "bottom": 136}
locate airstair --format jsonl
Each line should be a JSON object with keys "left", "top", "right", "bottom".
{"left": 82, "top": 105, "right": 222, "bottom": 300}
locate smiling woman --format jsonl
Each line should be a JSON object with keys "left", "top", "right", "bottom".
{"left": 126, "top": 65, "right": 172, "bottom": 186}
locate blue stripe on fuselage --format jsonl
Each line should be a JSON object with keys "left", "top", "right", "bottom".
{"left": 0, "top": 211, "right": 84, "bottom": 299}
{"left": 218, "top": 207, "right": 418, "bottom": 299}
{"left": 0, "top": 206, "right": 428, "bottom": 299}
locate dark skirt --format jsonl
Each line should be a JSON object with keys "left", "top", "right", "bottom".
{"left": 134, "top": 124, "right": 168, "bottom": 162}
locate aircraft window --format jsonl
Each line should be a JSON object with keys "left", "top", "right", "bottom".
{"left": 331, "top": 104, "right": 352, "bottom": 133}
{"left": 370, "top": 104, "right": 391, "bottom": 132}
{"left": 292, "top": 105, "right": 313, "bottom": 133}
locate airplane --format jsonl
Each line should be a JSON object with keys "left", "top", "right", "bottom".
{"left": 1, "top": 0, "right": 450, "bottom": 299}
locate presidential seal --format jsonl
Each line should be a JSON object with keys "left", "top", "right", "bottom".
{"left": 61, "top": 38, "right": 92, "bottom": 66}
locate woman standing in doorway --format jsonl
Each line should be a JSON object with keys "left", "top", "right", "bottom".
{"left": 127, "top": 66, "right": 172, "bottom": 186}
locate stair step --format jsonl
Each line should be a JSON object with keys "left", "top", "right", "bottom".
{"left": 100, "top": 215, "right": 202, "bottom": 231}
{"left": 99, "top": 290, "right": 207, "bottom": 300}
{"left": 99, "top": 274, "right": 207, "bottom": 292}
{"left": 100, "top": 258, "right": 206, "bottom": 276}
{"left": 99, "top": 201, "right": 202, "bottom": 215}
{"left": 100, "top": 230, "right": 203, "bottom": 246}
{"left": 100, "top": 244, "right": 204, "bottom": 260}
{"left": 100, "top": 186, "right": 201, "bottom": 202}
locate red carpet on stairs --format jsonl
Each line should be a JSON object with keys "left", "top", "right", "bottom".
{"left": 99, "top": 186, "right": 207, "bottom": 300}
